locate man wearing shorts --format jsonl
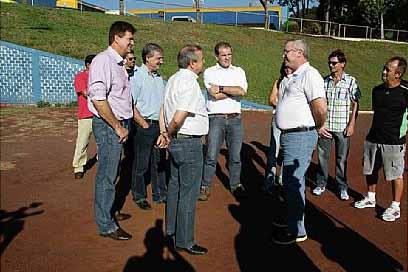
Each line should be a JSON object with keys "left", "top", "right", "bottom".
{"left": 354, "top": 56, "right": 407, "bottom": 222}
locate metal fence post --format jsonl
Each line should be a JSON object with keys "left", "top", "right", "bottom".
{"left": 300, "top": 18, "right": 303, "bottom": 33}
{"left": 338, "top": 24, "right": 341, "bottom": 37}
{"left": 235, "top": 12, "right": 238, "bottom": 26}
{"left": 328, "top": 22, "right": 331, "bottom": 36}
{"left": 397, "top": 30, "right": 399, "bottom": 41}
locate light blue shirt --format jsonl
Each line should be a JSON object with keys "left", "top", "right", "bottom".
{"left": 130, "top": 64, "right": 165, "bottom": 120}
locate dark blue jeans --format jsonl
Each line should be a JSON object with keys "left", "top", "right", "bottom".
{"left": 93, "top": 117, "right": 130, "bottom": 234}
{"left": 131, "top": 122, "right": 167, "bottom": 202}
{"left": 166, "top": 137, "right": 203, "bottom": 248}
{"left": 202, "top": 115, "right": 243, "bottom": 189}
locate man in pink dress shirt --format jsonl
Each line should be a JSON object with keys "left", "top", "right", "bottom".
{"left": 87, "top": 21, "right": 135, "bottom": 240}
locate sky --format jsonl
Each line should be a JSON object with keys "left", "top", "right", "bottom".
{"left": 84, "top": 0, "right": 271, "bottom": 11}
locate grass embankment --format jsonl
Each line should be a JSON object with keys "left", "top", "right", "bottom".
{"left": 1, "top": 3, "right": 407, "bottom": 109}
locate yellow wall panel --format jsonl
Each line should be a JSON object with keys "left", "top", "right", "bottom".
{"left": 56, "top": 0, "right": 77, "bottom": 9}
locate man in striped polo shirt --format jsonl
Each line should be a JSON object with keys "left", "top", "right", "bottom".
{"left": 313, "top": 49, "right": 361, "bottom": 200}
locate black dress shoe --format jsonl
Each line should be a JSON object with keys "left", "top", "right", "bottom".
{"left": 176, "top": 244, "right": 208, "bottom": 255}
{"left": 232, "top": 185, "right": 248, "bottom": 199}
{"left": 165, "top": 234, "right": 175, "bottom": 249}
{"left": 115, "top": 211, "right": 131, "bottom": 221}
{"left": 136, "top": 200, "right": 152, "bottom": 210}
{"left": 100, "top": 227, "right": 132, "bottom": 240}
{"left": 74, "top": 172, "right": 84, "bottom": 179}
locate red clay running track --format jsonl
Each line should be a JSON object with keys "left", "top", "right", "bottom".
{"left": 0, "top": 107, "right": 406, "bottom": 271}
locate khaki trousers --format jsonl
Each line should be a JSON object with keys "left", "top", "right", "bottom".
{"left": 72, "top": 118, "right": 93, "bottom": 173}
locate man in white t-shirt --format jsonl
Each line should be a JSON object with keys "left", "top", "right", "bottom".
{"left": 272, "top": 39, "right": 327, "bottom": 245}
{"left": 199, "top": 42, "right": 248, "bottom": 201}
{"left": 157, "top": 44, "right": 209, "bottom": 255}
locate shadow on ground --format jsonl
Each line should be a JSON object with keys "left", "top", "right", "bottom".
{"left": 0, "top": 202, "right": 44, "bottom": 255}
{"left": 218, "top": 142, "right": 403, "bottom": 271}
{"left": 123, "top": 219, "right": 195, "bottom": 272}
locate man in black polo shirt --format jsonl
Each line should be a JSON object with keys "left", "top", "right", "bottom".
{"left": 354, "top": 56, "right": 407, "bottom": 222}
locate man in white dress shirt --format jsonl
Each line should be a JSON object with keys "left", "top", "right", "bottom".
{"left": 199, "top": 41, "right": 248, "bottom": 201}
{"left": 272, "top": 39, "right": 327, "bottom": 245}
{"left": 158, "top": 44, "right": 209, "bottom": 255}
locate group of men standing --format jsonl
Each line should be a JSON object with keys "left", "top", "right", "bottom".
{"left": 71, "top": 20, "right": 407, "bottom": 252}
{"left": 71, "top": 21, "right": 250, "bottom": 255}
{"left": 266, "top": 40, "right": 407, "bottom": 245}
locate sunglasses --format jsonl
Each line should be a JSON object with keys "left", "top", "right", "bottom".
{"left": 127, "top": 57, "right": 135, "bottom": 61}
{"left": 328, "top": 61, "right": 339, "bottom": 66}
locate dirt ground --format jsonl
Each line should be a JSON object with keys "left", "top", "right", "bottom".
{"left": 0, "top": 107, "right": 406, "bottom": 272}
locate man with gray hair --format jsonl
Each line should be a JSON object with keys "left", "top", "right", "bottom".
{"left": 157, "top": 44, "right": 208, "bottom": 255}
{"left": 130, "top": 43, "right": 167, "bottom": 210}
{"left": 273, "top": 39, "right": 327, "bottom": 245}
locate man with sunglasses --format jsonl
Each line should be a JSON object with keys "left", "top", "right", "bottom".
{"left": 313, "top": 49, "right": 361, "bottom": 201}
{"left": 125, "top": 50, "right": 137, "bottom": 78}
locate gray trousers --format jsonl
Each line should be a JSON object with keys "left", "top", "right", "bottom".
{"left": 316, "top": 131, "right": 350, "bottom": 191}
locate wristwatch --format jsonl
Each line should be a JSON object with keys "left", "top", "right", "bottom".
{"left": 219, "top": 86, "right": 224, "bottom": 92}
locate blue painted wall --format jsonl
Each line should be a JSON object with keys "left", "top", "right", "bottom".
{"left": 0, "top": 41, "right": 271, "bottom": 110}
{"left": 0, "top": 41, "right": 83, "bottom": 104}
{"left": 138, "top": 10, "right": 280, "bottom": 29}
{"left": 16, "top": 0, "right": 56, "bottom": 7}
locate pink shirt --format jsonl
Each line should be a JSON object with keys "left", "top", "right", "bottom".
{"left": 87, "top": 47, "right": 133, "bottom": 120}
{"left": 74, "top": 70, "right": 93, "bottom": 119}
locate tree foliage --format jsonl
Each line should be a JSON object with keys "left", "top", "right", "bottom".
{"left": 275, "top": 0, "right": 317, "bottom": 17}
{"left": 316, "top": 0, "right": 407, "bottom": 30}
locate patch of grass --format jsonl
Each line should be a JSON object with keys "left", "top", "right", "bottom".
{"left": 1, "top": 3, "right": 408, "bottom": 109}
{"left": 36, "top": 101, "right": 51, "bottom": 108}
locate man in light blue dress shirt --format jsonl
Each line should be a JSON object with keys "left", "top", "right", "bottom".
{"left": 130, "top": 43, "right": 167, "bottom": 210}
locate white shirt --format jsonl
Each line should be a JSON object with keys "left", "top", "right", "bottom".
{"left": 204, "top": 63, "right": 248, "bottom": 114}
{"left": 164, "top": 69, "right": 209, "bottom": 136}
{"left": 278, "top": 74, "right": 293, "bottom": 103}
{"left": 276, "top": 62, "right": 325, "bottom": 130}
{"left": 271, "top": 74, "right": 293, "bottom": 115}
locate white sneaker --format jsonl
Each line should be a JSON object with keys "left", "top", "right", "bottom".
{"left": 340, "top": 189, "right": 349, "bottom": 201}
{"left": 354, "top": 196, "right": 376, "bottom": 209}
{"left": 312, "top": 186, "right": 325, "bottom": 196}
{"left": 382, "top": 206, "right": 401, "bottom": 222}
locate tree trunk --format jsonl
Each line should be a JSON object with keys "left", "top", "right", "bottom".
{"left": 259, "top": 0, "right": 269, "bottom": 29}
{"left": 325, "top": 0, "right": 330, "bottom": 35}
